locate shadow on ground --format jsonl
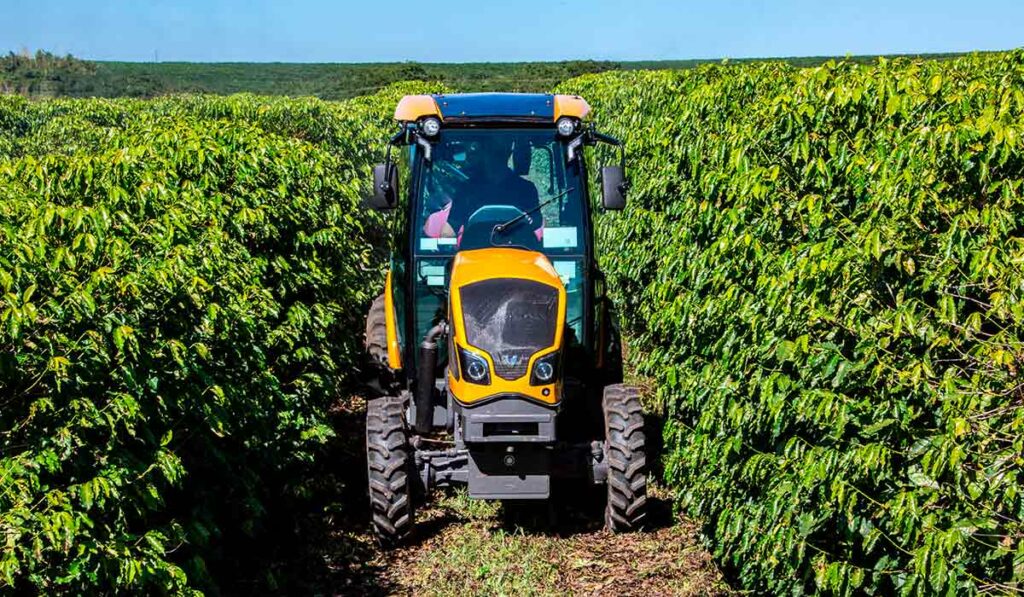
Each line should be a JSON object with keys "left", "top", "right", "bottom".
{"left": 488, "top": 409, "right": 672, "bottom": 538}
{"left": 214, "top": 398, "right": 729, "bottom": 596}
{"left": 212, "top": 396, "right": 397, "bottom": 596}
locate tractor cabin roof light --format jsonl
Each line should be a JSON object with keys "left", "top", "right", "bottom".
{"left": 556, "top": 116, "right": 577, "bottom": 137}
{"left": 420, "top": 116, "right": 441, "bottom": 137}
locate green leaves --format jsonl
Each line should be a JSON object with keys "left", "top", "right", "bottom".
{"left": 0, "top": 84, "right": 439, "bottom": 593}
{"left": 561, "top": 50, "right": 1024, "bottom": 595}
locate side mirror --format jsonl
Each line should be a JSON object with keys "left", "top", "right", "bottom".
{"left": 600, "top": 165, "right": 628, "bottom": 210}
{"left": 368, "top": 163, "right": 399, "bottom": 210}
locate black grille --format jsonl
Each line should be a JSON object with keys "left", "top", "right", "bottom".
{"left": 460, "top": 279, "right": 559, "bottom": 380}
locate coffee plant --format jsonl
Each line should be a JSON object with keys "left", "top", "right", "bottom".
{"left": 5, "top": 49, "right": 1024, "bottom": 595}
{"left": 0, "top": 82, "right": 441, "bottom": 593}
{"left": 562, "top": 51, "right": 1024, "bottom": 594}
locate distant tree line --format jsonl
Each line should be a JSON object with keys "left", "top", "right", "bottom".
{"left": 0, "top": 49, "right": 978, "bottom": 100}
{"left": 0, "top": 52, "right": 625, "bottom": 99}
{"left": 0, "top": 50, "right": 97, "bottom": 96}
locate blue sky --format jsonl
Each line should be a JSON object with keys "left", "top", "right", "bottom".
{"left": 2, "top": 0, "right": 1022, "bottom": 63}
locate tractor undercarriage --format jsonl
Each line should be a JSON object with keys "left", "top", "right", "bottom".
{"left": 408, "top": 391, "right": 609, "bottom": 500}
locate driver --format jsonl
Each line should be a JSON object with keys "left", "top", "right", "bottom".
{"left": 423, "top": 136, "right": 540, "bottom": 240}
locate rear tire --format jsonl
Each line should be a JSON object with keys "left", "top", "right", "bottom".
{"left": 365, "top": 293, "right": 396, "bottom": 394}
{"left": 602, "top": 384, "right": 647, "bottom": 532}
{"left": 365, "top": 294, "right": 388, "bottom": 364}
{"left": 366, "top": 394, "right": 414, "bottom": 546}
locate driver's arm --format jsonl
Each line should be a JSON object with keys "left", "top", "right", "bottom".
{"left": 423, "top": 201, "right": 456, "bottom": 238}
{"left": 444, "top": 181, "right": 476, "bottom": 237}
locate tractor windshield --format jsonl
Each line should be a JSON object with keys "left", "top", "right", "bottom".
{"left": 414, "top": 129, "right": 585, "bottom": 256}
{"left": 410, "top": 128, "right": 588, "bottom": 351}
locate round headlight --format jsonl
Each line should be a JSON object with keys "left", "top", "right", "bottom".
{"left": 467, "top": 360, "right": 488, "bottom": 382}
{"left": 535, "top": 361, "right": 554, "bottom": 382}
{"left": 556, "top": 117, "right": 576, "bottom": 137}
{"left": 421, "top": 117, "right": 441, "bottom": 137}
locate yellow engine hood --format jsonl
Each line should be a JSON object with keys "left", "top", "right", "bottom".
{"left": 448, "top": 248, "right": 566, "bottom": 406}
{"left": 449, "top": 247, "right": 564, "bottom": 289}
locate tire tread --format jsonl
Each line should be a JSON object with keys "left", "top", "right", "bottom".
{"left": 603, "top": 384, "right": 648, "bottom": 532}
{"left": 366, "top": 394, "right": 414, "bottom": 546}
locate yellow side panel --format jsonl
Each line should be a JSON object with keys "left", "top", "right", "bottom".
{"left": 447, "top": 248, "right": 566, "bottom": 406}
{"left": 553, "top": 94, "right": 591, "bottom": 121}
{"left": 394, "top": 95, "right": 442, "bottom": 122}
{"left": 384, "top": 271, "right": 403, "bottom": 370}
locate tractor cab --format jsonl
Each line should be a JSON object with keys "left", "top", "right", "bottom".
{"left": 363, "top": 93, "right": 644, "bottom": 545}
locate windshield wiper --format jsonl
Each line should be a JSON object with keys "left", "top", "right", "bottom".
{"left": 493, "top": 187, "right": 575, "bottom": 237}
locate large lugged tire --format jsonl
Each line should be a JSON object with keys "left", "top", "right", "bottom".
{"left": 603, "top": 384, "right": 647, "bottom": 532}
{"left": 365, "top": 293, "right": 389, "bottom": 367}
{"left": 364, "top": 294, "right": 396, "bottom": 394}
{"left": 366, "top": 394, "right": 414, "bottom": 546}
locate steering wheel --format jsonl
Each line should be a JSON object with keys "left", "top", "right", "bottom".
{"left": 460, "top": 205, "right": 541, "bottom": 252}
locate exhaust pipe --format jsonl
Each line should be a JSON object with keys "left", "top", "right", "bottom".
{"left": 416, "top": 321, "right": 447, "bottom": 434}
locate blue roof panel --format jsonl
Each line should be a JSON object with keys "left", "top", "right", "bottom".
{"left": 432, "top": 93, "right": 555, "bottom": 120}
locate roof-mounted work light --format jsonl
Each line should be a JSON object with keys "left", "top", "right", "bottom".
{"left": 420, "top": 116, "right": 442, "bottom": 137}
{"left": 556, "top": 117, "right": 577, "bottom": 137}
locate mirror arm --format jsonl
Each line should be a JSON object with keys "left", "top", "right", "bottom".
{"left": 380, "top": 144, "right": 395, "bottom": 196}
{"left": 566, "top": 134, "right": 585, "bottom": 162}
{"left": 589, "top": 129, "right": 627, "bottom": 169}
{"left": 378, "top": 125, "right": 415, "bottom": 195}
{"left": 617, "top": 170, "right": 631, "bottom": 194}
{"left": 592, "top": 126, "right": 630, "bottom": 209}
{"left": 591, "top": 130, "right": 622, "bottom": 147}
{"left": 415, "top": 134, "right": 432, "bottom": 162}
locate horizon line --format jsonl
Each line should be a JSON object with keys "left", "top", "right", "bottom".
{"left": 5, "top": 46, "right": 1017, "bottom": 66}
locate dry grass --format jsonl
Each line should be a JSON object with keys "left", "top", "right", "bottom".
{"left": 377, "top": 484, "right": 730, "bottom": 596}
{"left": 226, "top": 396, "right": 730, "bottom": 596}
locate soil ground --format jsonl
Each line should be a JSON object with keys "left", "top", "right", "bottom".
{"left": 221, "top": 397, "right": 730, "bottom": 596}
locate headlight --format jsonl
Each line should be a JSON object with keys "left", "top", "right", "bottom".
{"left": 421, "top": 117, "right": 441, "bottom": 137}
{"left": 459, "top": 347, "right": 491, "bottom": 385}
{"left": 530, "top": 352, "right": 560, "bottom": 385}
{"left": 556, "top": 117, "right": 576, "bottom": 137}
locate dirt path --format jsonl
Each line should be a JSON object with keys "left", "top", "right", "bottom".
{"left": 220, "top": 397, "right": 729, "bottom": 596}
{"left": 376, "top": 485, "right": 729, "bottom": 596}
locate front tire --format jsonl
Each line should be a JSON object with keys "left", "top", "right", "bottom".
{"left": 366, "top": 394, "right": 414, "bottom": 546}
{"left": 603, "top": 384, "right": 647, "bottom": 532}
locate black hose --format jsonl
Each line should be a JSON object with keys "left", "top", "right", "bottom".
{"left": 415, "top": 321, "right": 446, "bottom": 433}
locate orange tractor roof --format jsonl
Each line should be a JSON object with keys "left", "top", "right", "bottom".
{"left": 394, "top": 93, "right": 590, "bottom": 123}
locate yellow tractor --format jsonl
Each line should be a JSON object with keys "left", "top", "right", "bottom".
{"left": 364, "top": 93, "right": 645, "bottom": 544}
